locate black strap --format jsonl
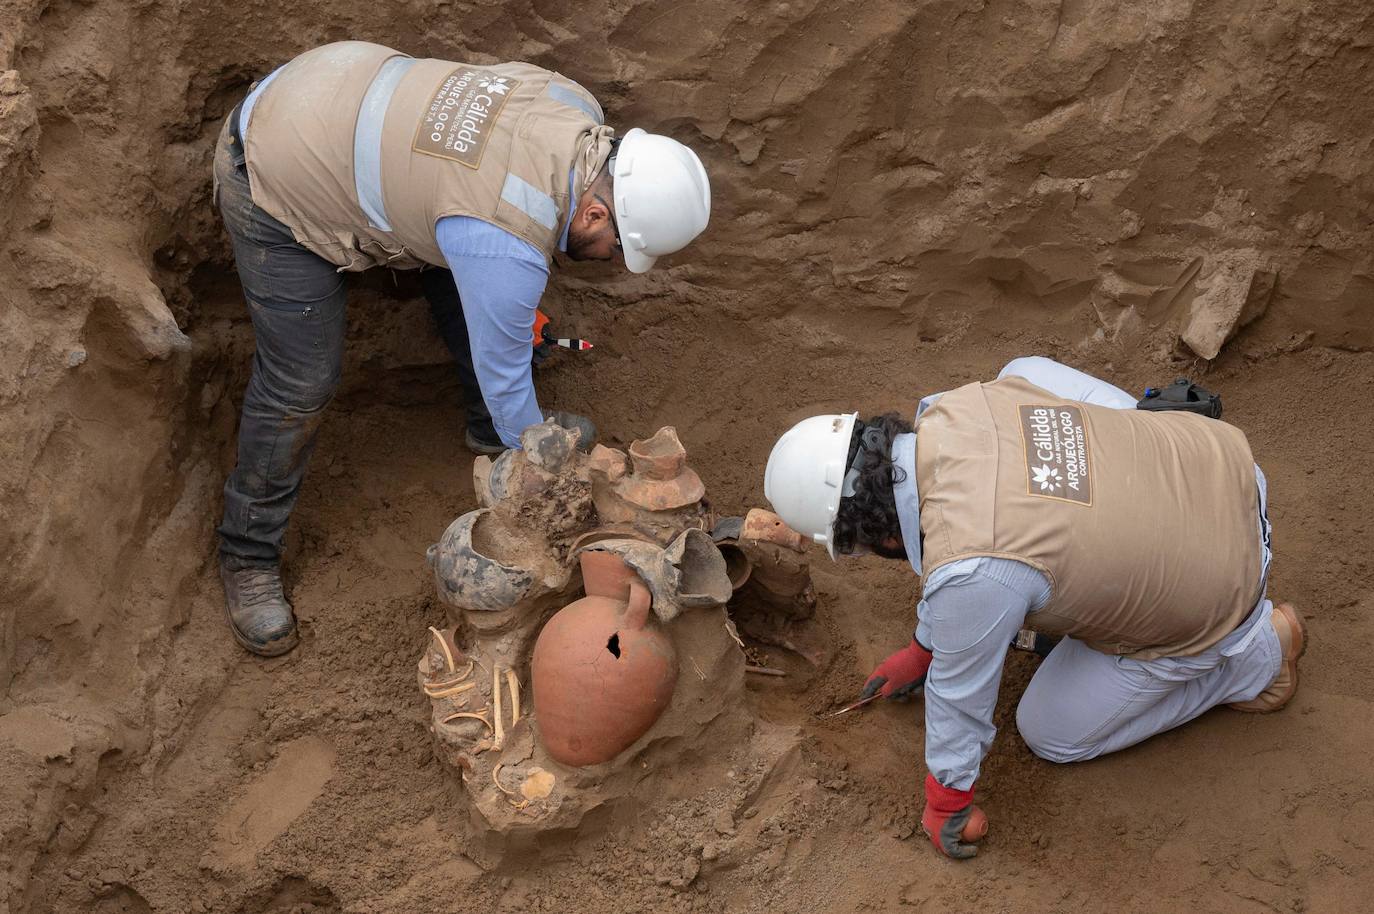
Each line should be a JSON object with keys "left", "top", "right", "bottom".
{"left": 1136, "top": 377, "right": 1223, "bottom": 419}
{"left": 226, "top": 100, "right": 247, "bottom": 169}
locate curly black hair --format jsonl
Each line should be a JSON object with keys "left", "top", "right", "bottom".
{"left": 831, "top": 412, "right": 915, "bottom": 556}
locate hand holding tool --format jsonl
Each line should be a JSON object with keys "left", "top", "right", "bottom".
{"left": 532, "top": 309, "right": 593, "bottom": 366}
{"left": 860, "top": 638, "right": 934, "bottom": 700}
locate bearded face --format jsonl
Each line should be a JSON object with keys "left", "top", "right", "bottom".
{"left": 565, "top": 219, "right": 613, "bottom": 261}
{"left": 563, "top": 176, "right": 620, "bottom": 263}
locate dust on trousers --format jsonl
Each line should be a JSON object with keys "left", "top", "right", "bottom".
{"left": 212, "top": 116, "right": 495, "bottom": 568}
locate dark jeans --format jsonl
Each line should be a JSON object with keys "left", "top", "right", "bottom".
{"left": 213, "top": 117, "right": 493, "bottom": 567}
{"left": 418, "top": 269, "right": 499, "bottom": 442}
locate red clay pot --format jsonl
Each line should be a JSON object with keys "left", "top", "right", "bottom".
{"left": 531, "top": 552, "right": 678, "bottom": 767}
{"left": 741, "top": 508, "right": 808, "bottom": 553}
{"left": 616, "top": 427, "right": 705, "bottom": 511}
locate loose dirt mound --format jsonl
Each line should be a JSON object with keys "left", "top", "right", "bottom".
{"left": 2, "top": 2, "right": 1372, "bottom": 912}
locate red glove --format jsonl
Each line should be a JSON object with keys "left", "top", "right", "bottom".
{"left": 921, "top": 774, "right": 986, "bottom": 859}
{"left": 860, "top": 638, "right": 933, "bottom": 700}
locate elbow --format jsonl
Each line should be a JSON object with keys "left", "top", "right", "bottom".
{"left": 997, "top": 356, "right": 1056, "bottom": 382}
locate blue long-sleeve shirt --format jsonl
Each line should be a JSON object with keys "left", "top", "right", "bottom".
{"left": 434, "top": 216, "right": 552, "bottom": 448}
{"left": 240, "top": 75, "right": 564, "bottom": 450}
{"left": 895, "top": 357, "right": 1140, "bottom": 790}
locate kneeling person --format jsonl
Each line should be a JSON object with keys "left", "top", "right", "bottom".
{"left": 764, "top": 357, "right": 1303, "bottom": 859}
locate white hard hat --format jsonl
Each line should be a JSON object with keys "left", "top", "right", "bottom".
{"left": 763, "top": 413, "right": 859, "bottom": 559}
{"left": 610, "top": 128, "right": 711, "bottom": 273}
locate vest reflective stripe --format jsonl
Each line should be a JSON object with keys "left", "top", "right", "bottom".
{"left": 354, "top": 55, "right": 416, "bottom": 232}
{"left": 242, "top": 42, "right": 608, "bottom": 271}
{"left": 239, "top": 67, "right": 283, "bottom": 139}
{"left": 546, "top": 82, "right": 603, "bottom": 124}
{"left": 500, "top": 173, "right": 559, "bottom": 230}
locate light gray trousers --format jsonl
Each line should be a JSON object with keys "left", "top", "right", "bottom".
{"left": 1015, "top": 594, "right": 1280, "bottom": 763}
{"left": 1014, "top": 470, "right": 1279, "bottom": 764}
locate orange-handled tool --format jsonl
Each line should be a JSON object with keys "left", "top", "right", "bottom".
{"left": 533, "top": 308, "right": 593, "bottom": 351}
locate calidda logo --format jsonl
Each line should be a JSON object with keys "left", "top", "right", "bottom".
{"left": 1031, "top": 464, "right": 1062, "bottom": 492}
{"left": 478, "top": 75, "right": 512, "bottom": 95}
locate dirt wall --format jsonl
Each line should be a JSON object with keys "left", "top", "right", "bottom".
{"left": 1, "top": 1, "right": 1372, "bottom": 911}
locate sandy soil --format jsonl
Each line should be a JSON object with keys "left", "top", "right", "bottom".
{"left": 2, "top": 1, "right": 1373, "bottom": 912}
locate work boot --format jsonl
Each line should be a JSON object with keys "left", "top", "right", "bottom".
{"left": 464, "top": 426, "right": 508, "bottom": 456}
{"left": 220, "top": 559, "right": 300, "bottom": 657}
{"left": 1229, "top": 602, "right": 1306, "bottom": 713}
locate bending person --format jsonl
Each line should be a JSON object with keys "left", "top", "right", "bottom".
{"left": 214, "top": 41, "right": 711, "bottom": 656}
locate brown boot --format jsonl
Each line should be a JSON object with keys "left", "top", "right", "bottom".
{"left": 220, "top": 558, "right": 300, "bottom": 657}
{"left": 1229, "top": 602, "right": 1306, "bottom": 713}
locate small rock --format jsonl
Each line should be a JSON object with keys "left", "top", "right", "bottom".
{"left": 1180, "top": 249, "right": 1275, "bottom": 360}
{"left": 670, "top": 856, "right": 700, "bottom": 889}
{"left": 199, "top": 382, "right": 221, "bottom": 412}
{"left": 1117, "top": 209, "right": 1143, "bottom": 240}
{"left": 66, "top": 349, "right": 86, "bottom": 368}
{"left": 1294, "top": 211, "right": 1324, "bottom": 237}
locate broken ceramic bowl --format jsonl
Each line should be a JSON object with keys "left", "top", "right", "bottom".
{"left": 428, "top": 508, "right": 542, "bottom": 613}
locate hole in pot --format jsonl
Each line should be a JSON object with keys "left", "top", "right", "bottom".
{"left": 607, "top": 633, "right": 621, "bottom": 658}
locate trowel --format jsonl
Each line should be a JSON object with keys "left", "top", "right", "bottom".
{"left": 815, "top": 693, "right": 882, "bottom": 720}
{"left": 817, "top": 629, "right": 1056, "bottom": 720}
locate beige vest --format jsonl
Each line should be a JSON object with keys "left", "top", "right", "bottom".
{"left": 241, "top": 41, "right": 614, "bottom": 271}
{"left": 914, "top": 377, "right": 1263, "bottom": 660}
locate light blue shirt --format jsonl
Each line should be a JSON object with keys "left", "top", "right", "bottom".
{"left": 240, "top": 73, "right": 567, "bottom": 450}
{"left": 434, "top": 216, "right": 553, "bottom": 448}
{"left": 893, "top": 357, "right": 1140, "bottom": 790}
